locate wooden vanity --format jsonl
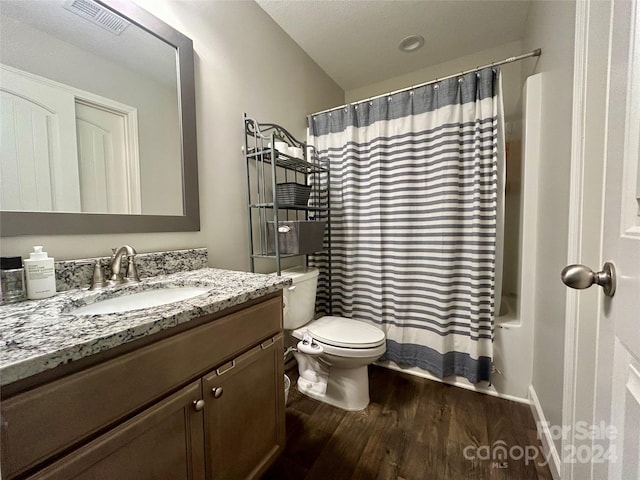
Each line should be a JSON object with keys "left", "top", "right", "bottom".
{"left": 1, "top": 292, "right": 285, "bottom": 479}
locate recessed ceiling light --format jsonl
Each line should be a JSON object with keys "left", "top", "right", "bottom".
{"left": 398, "top": 34, "right": 425, "bottom": 53}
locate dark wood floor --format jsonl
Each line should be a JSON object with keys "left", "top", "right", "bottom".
{"left": 264, "top": 365, "right": 553, "bottom": 480}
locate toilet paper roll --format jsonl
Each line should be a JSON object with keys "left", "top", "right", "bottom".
{"left": 290, "top": 146, "right": 303, "bottom": 159}
{"left": 274, "top": 141, "right": 290, "bottom": 156}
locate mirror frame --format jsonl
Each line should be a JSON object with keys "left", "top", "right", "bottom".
{"left": 0, "top": 0, "right": 200, "bottom": 236}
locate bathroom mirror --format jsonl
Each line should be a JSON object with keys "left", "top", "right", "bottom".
{"left": 0, "top": 0, "right": 199, "bottom": 235}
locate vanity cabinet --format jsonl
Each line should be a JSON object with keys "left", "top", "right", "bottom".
{"left": 28, "top": 381, "right": 207, "bottom": 480}
{"left": 1, "top": 294, "right": 285, "bottom": 480}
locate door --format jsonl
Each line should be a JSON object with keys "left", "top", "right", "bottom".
{"left": 595, "top": 0, "right": 640, "bottom": 477}
{"left": 564, "top": 0, "right": 640, "bottom": 479}
{"left": 75, "top": 100, "right": 142, "bottom": 214}
{"left": 29, "top": 381, "right": 206, "bottom": 480}
{"left": 0, "top": 65, "right": 81, "bottom": 212}
{"left": 202, "top": 334, "right": 285, "bottom": 480}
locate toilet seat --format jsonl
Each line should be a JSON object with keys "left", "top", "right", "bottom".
{"left": 306, "top": 316, "right": 386, "bottom": 349}
{"left": 313, "top": 339, "right": 387, "bottom": 358}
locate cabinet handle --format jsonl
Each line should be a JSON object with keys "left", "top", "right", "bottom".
{"left": 261, "top": 338, "right": 275, "bottom": 350}
{"left": 193, "top": 399, "right": 205, "bottom": 411}
{"left": 216, "top": 360, "right": 235, "bottom": 376}
{"left": 212, "top": 387, "right": 224, "bottom": 399}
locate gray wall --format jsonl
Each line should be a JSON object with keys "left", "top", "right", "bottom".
{"left": 0, "top": 0, "right": 344, "bottom": 269}
{"left": 522, "top": 0, "right": 577, "bottom": 456}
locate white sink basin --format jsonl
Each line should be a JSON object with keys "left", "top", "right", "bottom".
{"left": 69, "top": 287, "right": 211, "bottom": 315}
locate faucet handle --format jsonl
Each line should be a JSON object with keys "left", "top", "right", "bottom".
{"left": 124, "top": 255, "right": 140, "bottom": 283}
{"left": 88, "top": 261, "right": 108, "bottom": 290}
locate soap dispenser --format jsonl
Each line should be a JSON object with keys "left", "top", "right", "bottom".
{"left": 24, "top": 246, "right": 56, "bottom": 299}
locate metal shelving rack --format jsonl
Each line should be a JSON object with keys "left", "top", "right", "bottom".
{"left": 242, "top": 114, "right": 331, "bottom": 284}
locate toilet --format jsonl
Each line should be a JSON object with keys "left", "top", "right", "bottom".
{"left": 281, "top": 266, "right": 386, "bottom": 411}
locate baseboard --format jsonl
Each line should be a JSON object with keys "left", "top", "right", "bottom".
{"left": 528, "top": 385, "right": 561, "bottom": 480}
{"left": 376, "top": 361, "right": 530, "bottom": 405}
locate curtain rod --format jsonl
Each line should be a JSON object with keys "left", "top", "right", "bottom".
{"left": 309, "top": 48, "right": 541, "bottom": 117}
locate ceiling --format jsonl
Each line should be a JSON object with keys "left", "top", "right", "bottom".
{"left": 1, "top": 0, "right": 177, "bottom": 88}
{"left": 256, "top": 0, "right": 531, "bottom": 91}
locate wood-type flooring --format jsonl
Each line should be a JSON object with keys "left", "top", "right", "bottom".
{"left": 263, "top": 365, "right": 553, "bottom": 480}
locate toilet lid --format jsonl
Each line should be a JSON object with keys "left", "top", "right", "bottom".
{"left": 307, "top": 316, "right": 386, "bottom": 348}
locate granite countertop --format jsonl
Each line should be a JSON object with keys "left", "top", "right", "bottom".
{"left": 0, "top": 268, "right": 291, "bottom": 386}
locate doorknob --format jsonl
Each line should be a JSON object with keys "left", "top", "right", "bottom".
{"left": 560, "top": 262, "right": 616, "bottom": 297}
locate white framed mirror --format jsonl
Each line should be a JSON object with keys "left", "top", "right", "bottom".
{"left": 0, "top": 0, "right": 199, "bottom": 235}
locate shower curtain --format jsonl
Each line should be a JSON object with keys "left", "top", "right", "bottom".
{"left": 308, "top": 67, "right": 504, "bottom": 383}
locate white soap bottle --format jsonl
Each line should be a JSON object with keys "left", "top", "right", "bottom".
{"left": 24, "top": 246, "right": 56, "bottom": 299}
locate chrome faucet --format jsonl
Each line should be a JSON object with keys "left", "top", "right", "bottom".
{"left": 109, "top": 245, "right": 140, "bottom": 284}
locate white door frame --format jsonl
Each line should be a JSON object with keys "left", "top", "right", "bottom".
{"left": 564, "top": 1, "right": 599, "bottom": 479}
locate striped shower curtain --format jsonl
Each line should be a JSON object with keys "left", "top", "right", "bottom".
{"left": 308, "top": 67, "right": 504, "bottom": 383}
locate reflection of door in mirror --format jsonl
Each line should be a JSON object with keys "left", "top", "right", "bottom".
{"left": 76, "top": 101, "right": 141, "bottom": 214}
{"left": 1, "top": 65, "right": 141, "bottom": 214}
{"left": 1, "top": 67, "right": 81, "bottom": 212}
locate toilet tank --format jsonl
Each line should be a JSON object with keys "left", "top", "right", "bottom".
{"left": 280, "top": 267, "right": 319, "bottom": 329}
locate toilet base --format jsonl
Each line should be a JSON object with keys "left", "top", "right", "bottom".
{"left": 296, "top": 364, "right": 371, "bottom": 411}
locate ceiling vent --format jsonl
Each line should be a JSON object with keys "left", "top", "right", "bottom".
{"left": 63, "top": 0, "right": 130, "bottom": 36}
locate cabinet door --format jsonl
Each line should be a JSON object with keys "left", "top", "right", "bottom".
{"left": 203, "top": 334, "right": 285, "bottom": 480}
{"left": 29, "top": 381, "right": 206, "bottom": 480}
